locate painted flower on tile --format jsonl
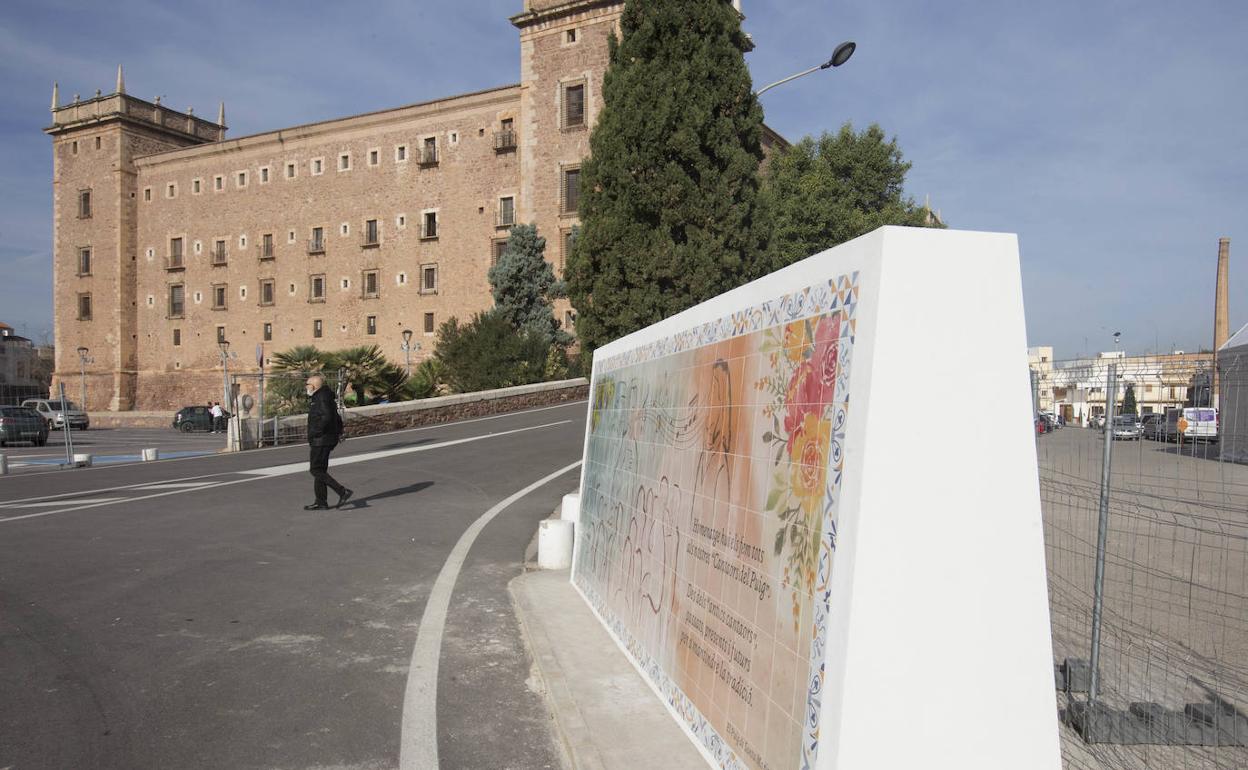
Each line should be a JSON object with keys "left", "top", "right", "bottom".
{"left": 789, "top": 412, "right": 830, "bottom": 517}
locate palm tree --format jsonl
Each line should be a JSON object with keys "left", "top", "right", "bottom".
{"left": 271, "top": 345, "right": 331, "bottom": 375}
{"left": 267, "top": 345, "right": 332, "bottom": 415}
{"left": 333, "top": 345, "right": 390, "bottom": 405}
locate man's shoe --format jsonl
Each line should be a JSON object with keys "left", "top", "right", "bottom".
{"left": 336, "top": 489, "right": 354, "bottom": 508}
{"left": 303, "top": 502, "right": 331, "bottom": 510}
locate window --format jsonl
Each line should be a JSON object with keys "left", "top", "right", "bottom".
{"left": 313, "top": 319, "right": 323, "bottom": 338}
{"left": 423, "top": 312, "right": 435, "bottom": 334}
{"left": 95, "top": 136, "right": 101, "bottom": 150}
{"left": 288, "top": 230, "right": 296, "bottom": 243}
{"left": 168, "top": 285, "right": 185, "bottom": 317}
{"left": 169, "top": 237, "right": 184, "bottom": 268}
{"left": 239, "top": 286, "right": 247, "bottom": 301}
{"left": 495, "top": 117, "right": 517, "bottom": 151}
{"left": 217, "top": 326, "right": 226, "bottom": 344}
{"left": 214, "top": 175, "right": 224, "bottom": 191}
{"left": 421, "top": 211, "right": 438, "bottom": 239}
{"left": 78, "top": 189, "right": 92, "bottom": 218}
{"left": 77, "top": 293, "right": 92, "bottom": 321}
{"left": 173, "top": 329, "right": 181, "bottom": 347}
{"left": 312, "top": 158, "right": 324, "bottom": 175}
{"left": 310, "top": 274, "right": 326, "bottom": 301}
{"left": 309, "top": 226, "right": 325, "bottom": 254}
{"left": 368, "top": 149, "right": 379, "bottom": 166}
{"left": 563, "top": 83, "right": 586, "bottom": 128}
{"left": 421, "top": 264, "right": 438, "bottom": 294}
{"left": 420, "top": 136, "right": 438, "bottom": 165}
{"left": 77, "top": 247, "right": 92, "bottom": 276}
{"left": 259, "top": 166, "right": 269, "bottom": 183}
{"left": 396, "top": 214, "right": 406, "bottom": 229}
{"left": 561, "top": 228, "right": 576, "bottom": 271}
{"left": 212, "top": 284, "right": 228, "bottom": 310}
{"left": 566, "top": 28, "right": 577, "bottom": 44}
{"left": 143, "top": 187, "right": 152, "bottom": 201}
{"left": 261, "top": 233, "right": 274, "bottom": 259}
{"left": 497, "top": 196, "right": 516, "bottom": 228}
{"left": 396, "top": 144, "right": 408, "bottom": 162}
{"left": 340, "top": 223, "right": 350, "bottom": 237}
{"left": 260, "top": 279, "right": 275, "bottom": 306}
{"left": 236, "top": 171, "right": 247, "bottom": 187}
{"left": 192, "top": 178, "right": 201, "bottom": 194}
{"left": 363, "top": 270, "right": 379, "bottom": 298}
{"left": 366, "top": 315, "right": 377, "bottom": 336}
{"left": 166, "top": 183, "right": 177, "bottom": 198}
{"left": 239, "top": 234, "right": 247, "bottom": 248}
{"left": 561, "top": 166, "right": 581, "bottom": 214}
{"left": 263, "top": 322, "right": 272, "bottom": 342}
{"left": 364, "top": 219, "right": 379, "bottom": 246}
{"left": 339, "top": 153, "right": 350, "bottom": 171}
{"left": 212, "top": 239, "right": 228, "bottom": 265}
{"left": 72, "top": 140, "right": 79, "bottom": 155}
{"left": 286, "top": 162, "right": 296, "bottom": 179}
{"left": 492, "top": 238, "right": 509, "bottom": 265}
{"left": 397, "top": 272, "right": 407, "bottom": 285}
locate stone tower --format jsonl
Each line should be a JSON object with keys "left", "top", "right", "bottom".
{"left": 44, "top": 69, "right": 226, "bottom": 410}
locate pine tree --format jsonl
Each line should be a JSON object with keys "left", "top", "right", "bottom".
{"left": 762, "top": 123, "right": 942, "bottom": 268}
{"left": 566, "top": 0, "right": 768, "bottom": 353}
{"left": 487, "top": 224, "right": 570, "bottom": 346}
{"left": 1122, "top": 383, "right": 1138, "bottom": 415}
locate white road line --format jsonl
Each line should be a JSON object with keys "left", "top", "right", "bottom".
{"left": 0, "top": 420, "right": 572, "bottom": 524}
{"left": 239, "top": 420, "right": 571, "bottom": 477}
{"left": 131, "top": 482, "right": 219, "bottom": 490}
{"left": 4, "top": 498, "right": 127, "bottom": 508}
{"left": 399, "top": 459, "right": 582, "bottom": 770}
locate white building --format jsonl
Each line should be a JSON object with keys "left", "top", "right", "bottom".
{"left": 1030, "top": 349, "right": 1212, "bottom": 426}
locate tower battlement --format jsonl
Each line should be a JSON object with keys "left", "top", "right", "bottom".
{"left": 45, "top": 67, "right": 225, "bottom": 144}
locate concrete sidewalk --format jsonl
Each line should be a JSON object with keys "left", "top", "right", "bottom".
{"left": 510, "top": 568, "right": 708, "bottom": 770}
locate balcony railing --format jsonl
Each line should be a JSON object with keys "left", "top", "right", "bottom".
{"left": 307, "top": 238, "right": 325, "bottom": 255}
{"left": 166, "top": 254, "right": 185, "bottom": 271}
{"left": 419, "top": 221, "right": 438, "bottom": 240}
{"left": 418, "top": 146, "right": 439, "bottom": 167}
{"left": 211, "top": 246, "right": 228, "bottom": 265}
{"left": 493, "top": 130, "right": 517, "bottom": 152}
{"left": 361, "top": 230, "right": 380, "bottom": 248}
{"left": 496, "top": 209, "right": 516, "bottom": 229}
{"left": 257, "top": 243, "right": 275, "bottom": 261}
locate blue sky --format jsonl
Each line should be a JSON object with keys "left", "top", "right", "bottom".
{"left": 1, "top": 0, "right": 1244, "bottom": 359}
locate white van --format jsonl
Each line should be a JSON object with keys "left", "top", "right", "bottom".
{"left": 1163, "top": 407, "right": 1217, "bottom": 442}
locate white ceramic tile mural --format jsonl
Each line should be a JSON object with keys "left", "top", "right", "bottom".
{"left": 575, "top": 273, "right": 860, "bottom": 770}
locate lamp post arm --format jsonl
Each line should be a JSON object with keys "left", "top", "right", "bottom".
{"left": 756, "top": 64, "right": 824, "bottom": 96}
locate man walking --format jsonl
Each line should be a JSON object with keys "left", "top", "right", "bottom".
{"left": 305, "top": 375, "right": 353, "bottom": 510}
{"left": 209, "top": 402, "right": 223, "bottom": 433}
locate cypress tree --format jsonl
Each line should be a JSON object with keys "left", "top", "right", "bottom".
{"left": 566, "top": 0, "right": 768, "bottom": 353}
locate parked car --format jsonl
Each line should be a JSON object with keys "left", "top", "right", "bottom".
{"left": 1088, "top": 415, "right": 1105, "bottom": 430}
{"left": 1162, "top": 407, "right": 1218, "bottom": 442}
{"left": 20, "top": 398, "right": 89, "bottom": 431}
{"left": 172, "top": 405, "right": 215, "bottom": 433}
{"left": 1111, "top": 414, "right": 1142, "bottom": 440}
{"left": 1140, "top": 413, "right": 1166, "bottom": 440}
{"left": 0, "top": 405, "right": 50, "bottom": 447}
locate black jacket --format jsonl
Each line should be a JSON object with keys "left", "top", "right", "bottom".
{"left": 307, "top": 386, "right": 343, "bottom": 446}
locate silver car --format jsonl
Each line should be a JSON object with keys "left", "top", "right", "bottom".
{"left": 21, "top": 398, "right": 90, "bottom": 430}
{"left": 1111, "top": 415, "right": 1142, "bottom": 440}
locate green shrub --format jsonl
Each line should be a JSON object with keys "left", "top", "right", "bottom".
{"left": 435, "top": 312, "right": 549, "bottom": 393}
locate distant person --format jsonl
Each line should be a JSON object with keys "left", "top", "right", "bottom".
{"left": 209, "top": 402, "right": 224, "bottom": 433}
{"left": 305, "top": 375, "right": 352, "bottom": 510}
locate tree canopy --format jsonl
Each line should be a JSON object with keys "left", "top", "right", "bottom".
{"left": 761, "top": 123, "right": 942, "bottom": 267}
{"left": 487, "top": 224, "right": 570, "bottom": 346}
{"left": 566, "top": 0, "right": 769, "bottom": 353}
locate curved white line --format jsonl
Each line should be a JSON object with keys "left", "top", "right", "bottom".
{"left": 399, "top": 459, "right": 582, "bottom": 770}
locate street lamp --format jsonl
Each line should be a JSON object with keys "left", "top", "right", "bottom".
{"left": 218, "top": 339, "right": 231, "bottom": 439}
{"left": 756, "top": 41, "right": 857, "bottom": 96}
{"left": 75, "top": 346, "right": 91, "bottom": 409}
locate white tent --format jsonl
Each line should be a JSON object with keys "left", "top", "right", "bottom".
{"left": 1218, "top": 321, "right": 1248, "bottom": 464}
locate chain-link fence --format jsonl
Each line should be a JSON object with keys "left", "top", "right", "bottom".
{"left": 1036, "top": 353, "right": 1248, "bottom": 770}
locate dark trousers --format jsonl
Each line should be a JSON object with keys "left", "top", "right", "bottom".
{"left": 309, "top": 443, "right": 345, "bottom": 504}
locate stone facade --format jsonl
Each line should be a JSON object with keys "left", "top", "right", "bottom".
{"left": 47, "top": 1, "right": 777, "bottom": 411}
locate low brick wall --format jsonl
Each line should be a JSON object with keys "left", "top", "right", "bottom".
{"left": 85, "top": 411, "right": 175, "bottom": 430}
{"left": 234, "top": 378, "right": 589, "bottom": 449}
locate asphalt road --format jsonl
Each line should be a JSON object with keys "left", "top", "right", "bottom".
{"left": 1, "top": 427, "right": 224, "bottom": 475}
{"left": 0, "top": 401, "right": 588, "bottom": 770}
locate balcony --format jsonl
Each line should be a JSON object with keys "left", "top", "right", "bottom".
{"left": 257, "top": 243, "right": 275, "bottom": 261}
{"left": 493, "top": 130, "right": 517, "bottom": 152}
{"left": 166, "top": 254, "right": 185, "bottom": 271}
{"left": 211, "top": 246, "right": 228, "bottom": 265}
{"left": 307, "top": 238, "right": 326, "bottom": 255}
{"left": 495, "top": 210, "right": 516, "bottom": 229}
{"left": 418, "top": 146, "right": 439, "bottom": 167}
{"left": 361, "top": 230, "right": 381, "bottom": 249}
{"left": 419, "top": 221, "right": 438, "bottom": 241}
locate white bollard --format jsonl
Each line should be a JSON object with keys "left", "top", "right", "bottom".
{"left": 142, "top": 448, "right": 160, "bottom": 462}
{"left": 537, "top": 518, "right": 574, "bottom": 570}
{"left": 560, "top": 492, "right": 581, "bottom": 525}
{"left": 72, "top": 453, "right": 93, "bottom": 467}
{"left": 0, "top": 454, "right": 7, "bottom": 476}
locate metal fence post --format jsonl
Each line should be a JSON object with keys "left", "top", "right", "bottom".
{"left": 59, "top": 381, "right": 74, "bottom": 467}
{"left": 1088, "top": 362, "right": 1118, "bottom": 705}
